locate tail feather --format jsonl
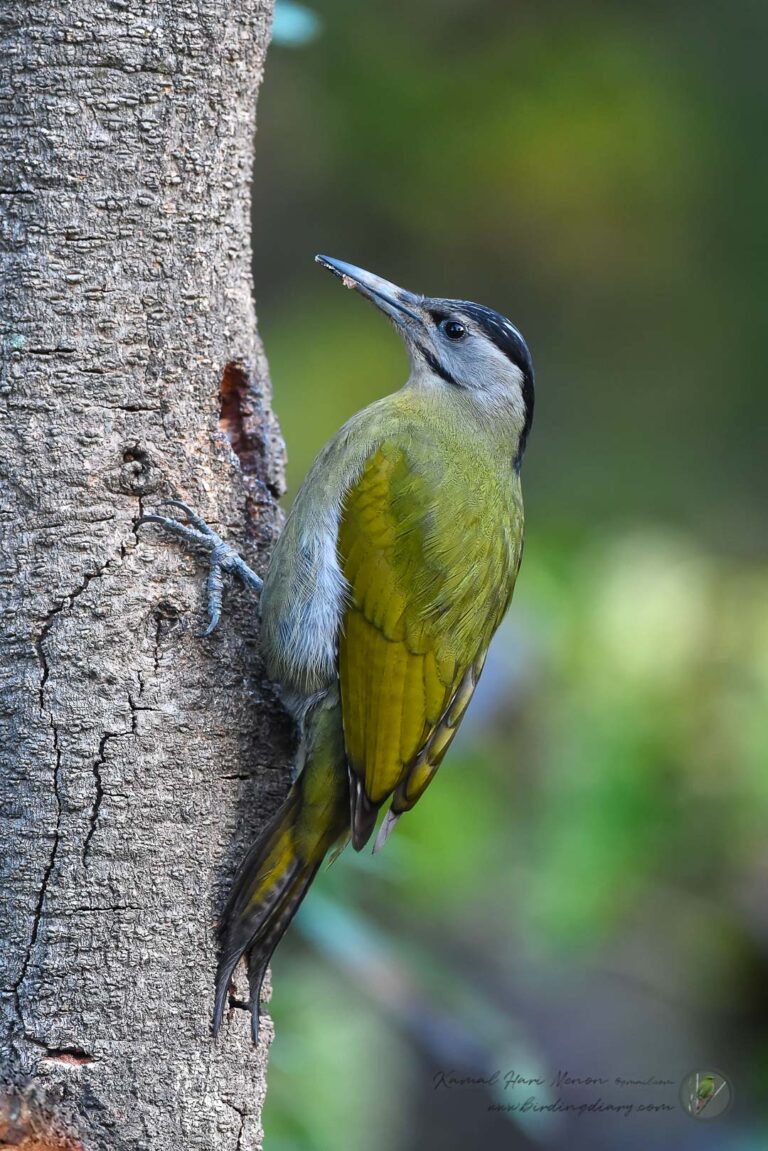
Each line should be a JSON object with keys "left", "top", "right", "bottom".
{"left": 372, "top": 807, "right": 400, "bottom": 853}
{"left": 212, "top": 943, "right": 246, "bottom": 1038}
{"left": 212, "top": 789, "right": 305, "bottom": 1037}
{"left": 219, "top": 787, "right": 303, "bottom": 928}
{"left": 349, "top": 770, "right": 379, "bottom": 850}
{"left": 212, "top": 854, "right": 307, "bottom": 1037}
{"left": 244, "top": 862, "right": 320, "bottom": 1042}
{"left": 212, "top": 700, "right": 350, "bottom": 1040}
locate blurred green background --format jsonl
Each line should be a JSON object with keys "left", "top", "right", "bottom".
{"left": 250, "top": 2, "right": 768, "bottom": 1148}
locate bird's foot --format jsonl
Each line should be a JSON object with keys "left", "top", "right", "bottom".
{"left": 138, "top": 499, "right": 263, "bottom": 636}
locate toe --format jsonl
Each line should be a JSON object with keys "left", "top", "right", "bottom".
{"left": 156, "top": 499, "right": 213, "bottom": 535}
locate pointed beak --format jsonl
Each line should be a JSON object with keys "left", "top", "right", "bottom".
{"left": 315, "top": 255, "right": 423, "bottom": 326}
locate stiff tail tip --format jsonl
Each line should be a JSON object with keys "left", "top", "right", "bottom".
{"left": 212, "top": 858, "right": 321, "bottom": 1043}
{"left": 349, "top": 770, "right": 379, "bottom": 850}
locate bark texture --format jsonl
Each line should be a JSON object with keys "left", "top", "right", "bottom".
{"left": 0, "top": 2, "right": 290, "bottom": 1148}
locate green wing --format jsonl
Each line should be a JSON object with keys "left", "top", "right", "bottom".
{"left": 337, "top": 436, "right": 522, "bottom": 848}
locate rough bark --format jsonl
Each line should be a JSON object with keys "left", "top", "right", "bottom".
{"left": 0, "top": 2, "right": 290, "bottom": 1148}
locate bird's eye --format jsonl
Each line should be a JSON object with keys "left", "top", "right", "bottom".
{"left": 439, "top": 319, "right": 466, "bottom": 341}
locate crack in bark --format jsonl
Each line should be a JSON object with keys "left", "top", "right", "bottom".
{"left": 127, "top": 692, "right": 157, "bottom": 733}
{"left": 20, "top": 527, "right": 144, "bottom": 1031}
{"left": 225, "top": 1102, "right": 246, "bottom": 1151}
{"left": 49, "top": 905, "right": 144, "bottom": 915}
{"left": 152, "top": 614, "right": 163, "bottom": 678}
{"left": 12, "top": 728, "right": 62, "bottom": 1044}
{"left": 81, "top": 732, "right": 118, "bottom": 866}
{"left": 78, "top": 515, "right": 147, "bottom": 867}
{"left": 83, "top": 686, "right": 155, "bottom": 865}
{"left": 149, "top": 598, "right": 181, "bottom": 679}
{"left": 132, "top": 495, "right": 145, "bottom": 548}
{"left": 115, "top": 403, "right": 163, "bottom": 412}
{"left": 34, "top": 602, "right": 67, "bottom": 712}
{"left": 33, "top": 521, "right": 139, "bottom": 708}
{"left": 80, "top": 716, "right": 151, "bottom": 868}
{"left": 18, "top": 596, "right": 67, "bottom": 1043}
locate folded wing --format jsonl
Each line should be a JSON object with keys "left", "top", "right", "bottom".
{"left": 337, "top": 437, "right": 519, "bottom": 848}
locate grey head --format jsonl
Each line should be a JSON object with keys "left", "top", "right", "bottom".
{"left": 316, "top": 254, "right": 534, "bottom": 471}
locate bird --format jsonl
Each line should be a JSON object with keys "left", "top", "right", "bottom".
{"left": 691, "top": 1074, "right": 717, "bottom": 1114}
{"left": 140, "top": 255, "right": 535, "bottom": 1041}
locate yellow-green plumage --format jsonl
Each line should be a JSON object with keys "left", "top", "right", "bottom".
{"left": 337, "top": 399, "right": 523, "bottom": 844}
{"left": 210, "top": 258, "right": 534, "bottom": 1040}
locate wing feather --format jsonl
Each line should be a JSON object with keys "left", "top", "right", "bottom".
{"left": 337, "top": 437, "right": 521, "bottom": 848}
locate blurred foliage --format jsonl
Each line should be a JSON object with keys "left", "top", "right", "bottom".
{"left": 248, "top": 2, "right": 768, "bottom": 1148}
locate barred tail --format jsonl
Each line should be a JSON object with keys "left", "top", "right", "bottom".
{"left": 213, "top": 702, "right": 349, "bottom": 1041}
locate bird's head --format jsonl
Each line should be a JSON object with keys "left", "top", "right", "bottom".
{"left": 316, "top": 255, "right": 534, "bottom": 470}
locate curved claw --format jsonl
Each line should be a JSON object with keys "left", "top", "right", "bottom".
{"left": 155, "top": 499, "right": 214, "bottom": 536}
{"left": 136, "top": 514, "right": 212, "bottom": 547}
{"left": 198, "top": 610, "right": 222, "bottom": 639}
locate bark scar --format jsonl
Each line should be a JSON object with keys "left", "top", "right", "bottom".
{"left": 41, "top": 1047, "right": 94, "bottom": 1067}
{"left": 218, "top": 361, "right": 281, "bottom": 499}
{"left": 0, "top": 1087, "right": 86, "bottom": 1148}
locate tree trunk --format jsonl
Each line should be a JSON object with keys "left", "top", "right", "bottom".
{"left": 0, "top": 2, "right": 288, "bottom": 1148}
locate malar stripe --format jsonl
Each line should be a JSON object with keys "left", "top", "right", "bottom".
{"left": 415, "top": 342, "right": 462, "bottom": 388}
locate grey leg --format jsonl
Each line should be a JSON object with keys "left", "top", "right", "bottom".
{"left": 138, "top": 499, "right": 263, "bottom": 636}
